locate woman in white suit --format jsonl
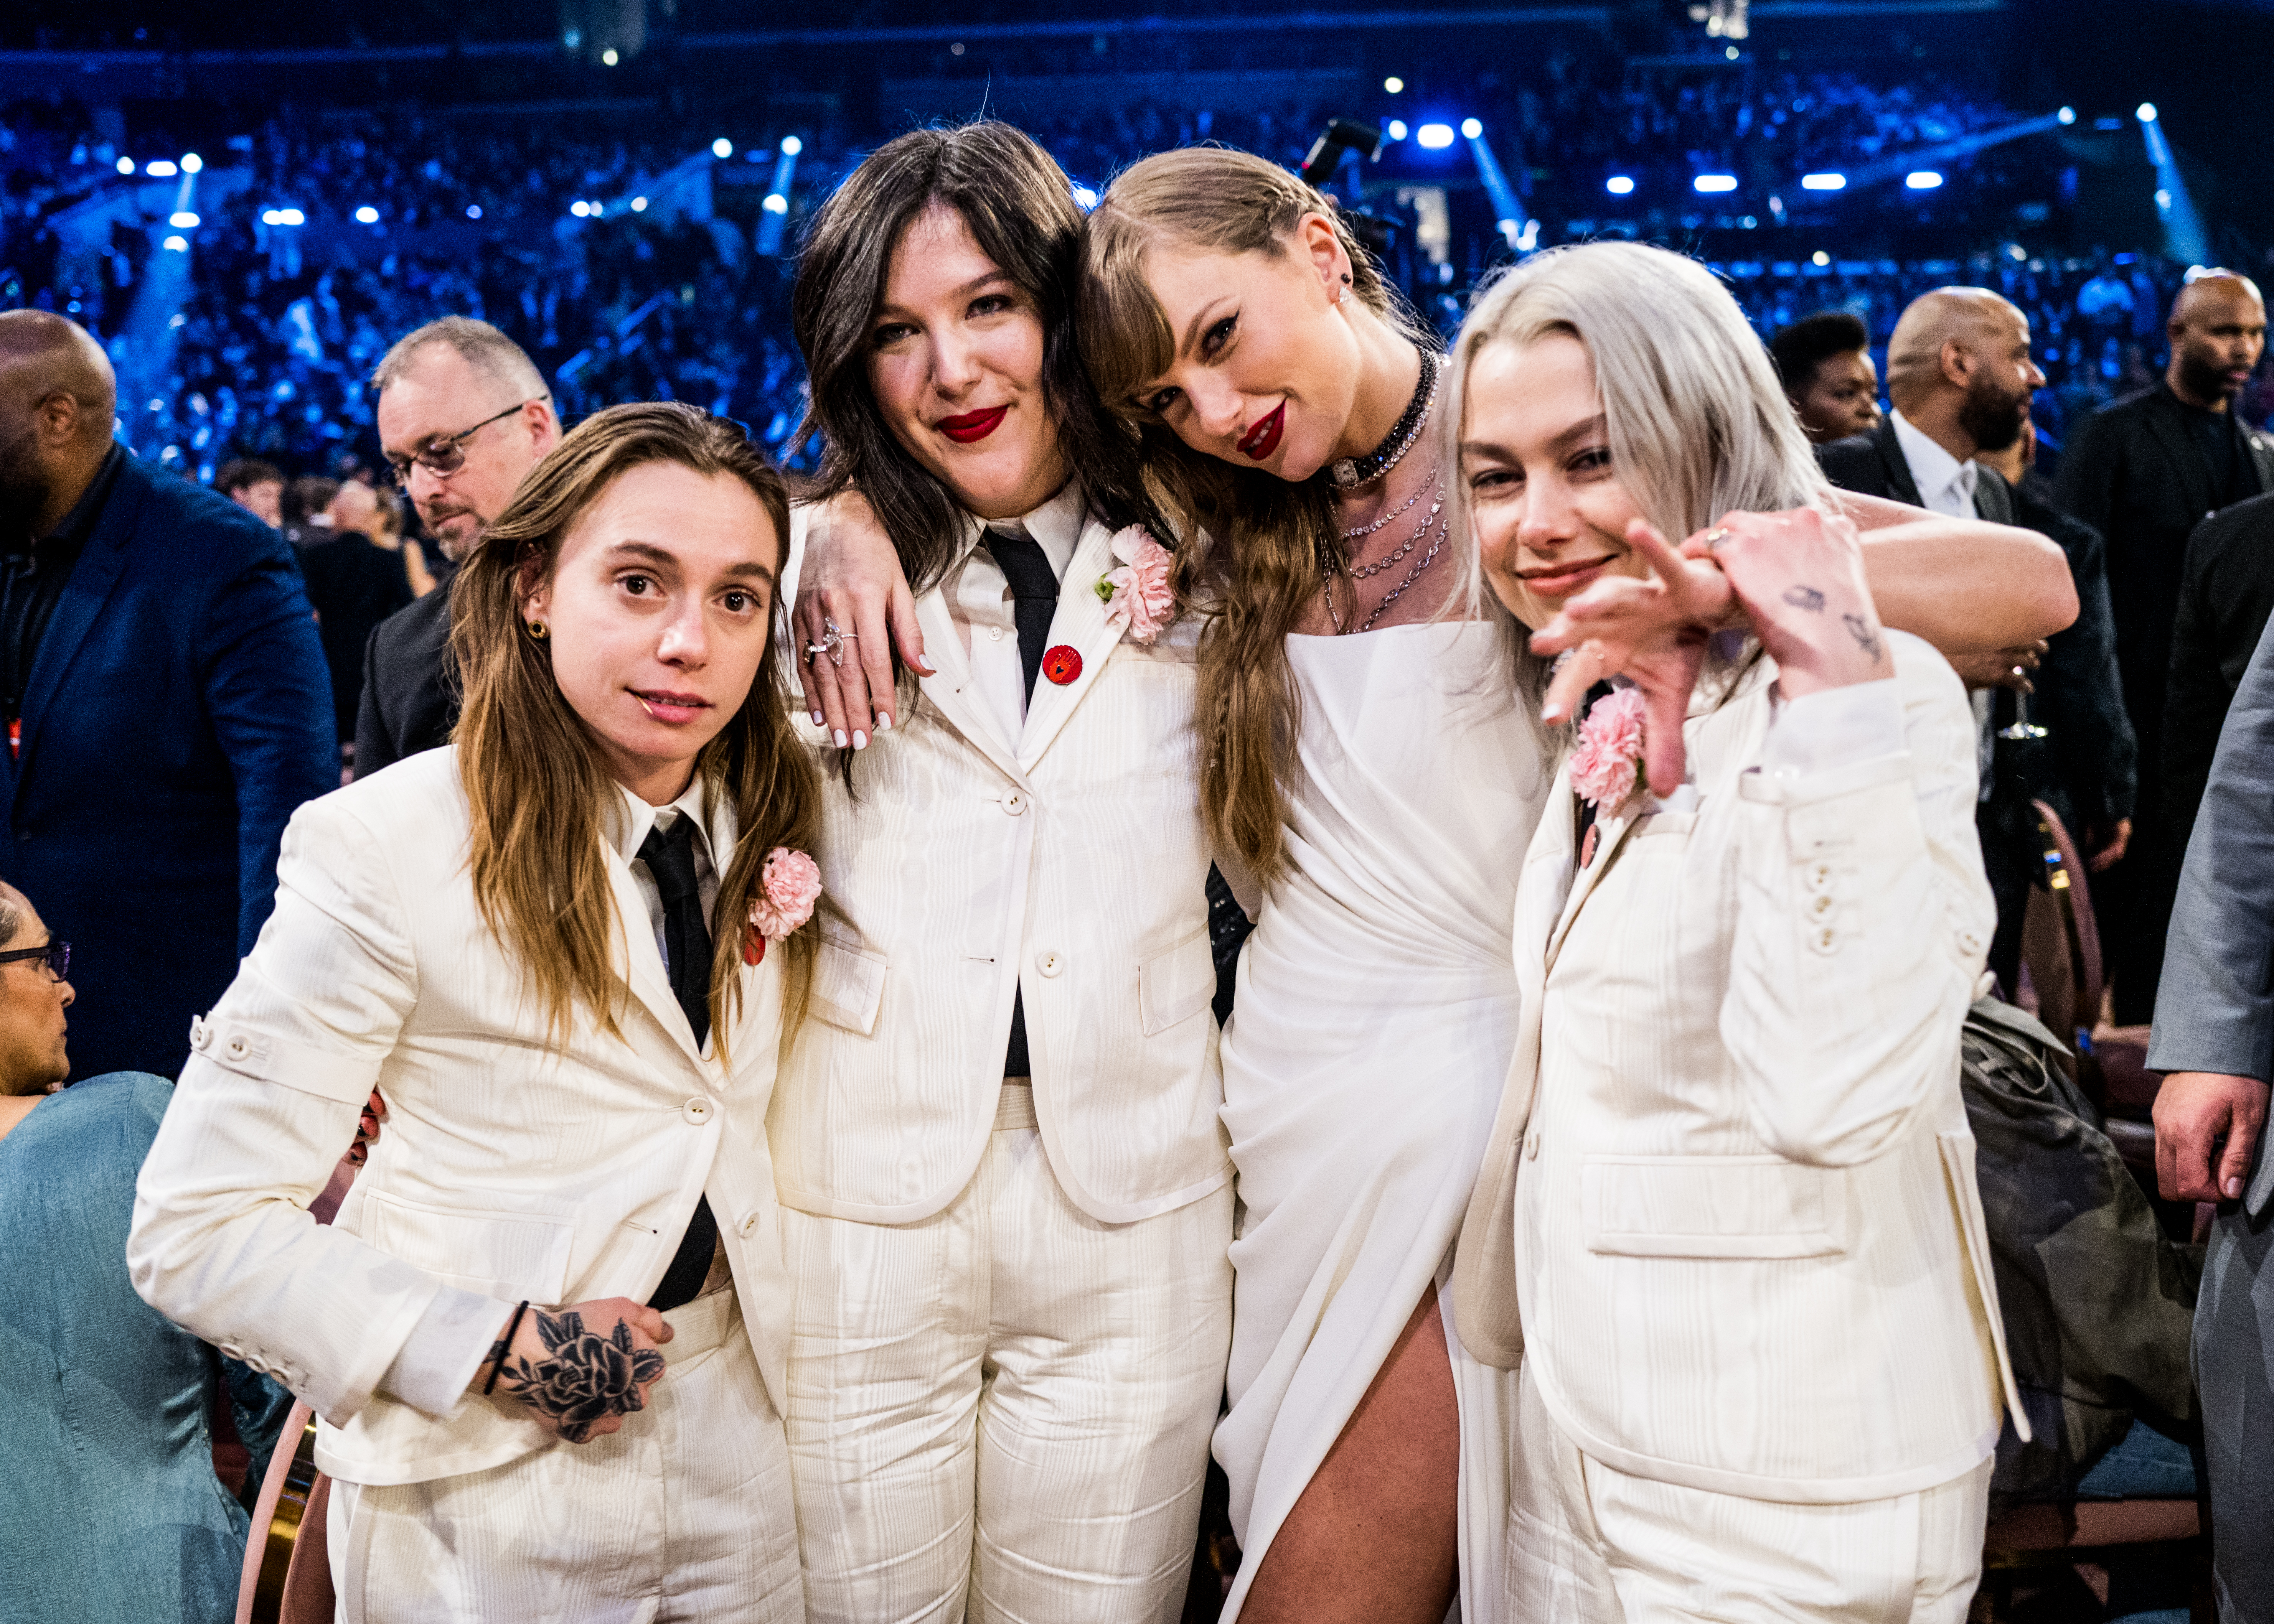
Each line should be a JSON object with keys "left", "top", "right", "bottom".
{"left": 1448, "top": 241, "right": 2029, "bottom": 1620}
{"left": 129, "top": 402, "right": 823, "bottom": 1622}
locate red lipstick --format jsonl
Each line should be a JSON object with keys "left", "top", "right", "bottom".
{"left": 1237, "top": 402, "right": 1285, "bottom": 461}
{"left": 938, "top": 405, "right": 1008, "bottom": 444}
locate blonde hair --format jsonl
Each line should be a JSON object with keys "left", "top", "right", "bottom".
{"left": 451, "top": 402, "right": 821, "bottom": 1056}
{"left": 1445, "top": 241, "right": 1831, "bottom": 651}
{"left": 1078, "top": 146, "right": 1434, "bottom": 885}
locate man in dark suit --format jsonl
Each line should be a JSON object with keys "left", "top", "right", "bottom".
{"left": 0, "top": 310, "right": 333, "bottom": 1079}
{"left": 2150, "top": 611, "right": 2274, "bottom": 1623}
{"left": 355, "top": 317, "right": 557, "bottom": 777}
{"left": 2056, "top": 269, "right": 2272, "bottom": 1021}
{"left": 1821, "top": 287, "right": 2134, "bottom": 996}
{"left": 2161, "top": 492, "right": 2274, "bottom": 865}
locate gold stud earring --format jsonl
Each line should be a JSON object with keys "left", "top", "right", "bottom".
{"left": 526, "top": 620, "right": 548, "bottom": 641}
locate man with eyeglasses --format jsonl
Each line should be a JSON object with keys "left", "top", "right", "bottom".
{"left": 0, "top": 309, "right": 333, "bottom": 1082}
{"left": 353, "top": 318, "right": 559, "bottom": 777}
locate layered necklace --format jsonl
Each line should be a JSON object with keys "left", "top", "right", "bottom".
{"left": 1318, "top": 348, "right": 1447, "bottom": 636}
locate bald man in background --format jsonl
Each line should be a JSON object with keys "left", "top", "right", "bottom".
{"left": 1822, "top": 288, "right": 2134, "bottom": 996}
{"left": 0, "top": 310, "right": 332, "bottom": 1079}
{"left": 2058, "top": 271, "right": 2274, "bottom": 1023}
{"left": 353, "top": 317, "right": 557, "bottom": 776}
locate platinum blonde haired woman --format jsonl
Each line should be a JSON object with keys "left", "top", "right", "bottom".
{"left": 796, "top": 141, "right": 2074, "bottom": 1624}
{"left": 1449, "top": 240, "right": 2032, "bottom": 1621}
{"left": 130, "top": 402, "right": 823, "bottom": 1622}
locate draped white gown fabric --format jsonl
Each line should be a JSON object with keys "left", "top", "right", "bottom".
{"left": 1215, "top": 621, "right": 1552, "bottom": 1622}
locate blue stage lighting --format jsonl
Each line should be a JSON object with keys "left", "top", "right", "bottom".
{"left": 1416, "top": 124, "right": 1455, "bottom": 150}
{"left": 1905, "top": 171, "right": 1944, "bottom": 190}
{"left": 782, "top": 135, "right": 804, "bottom": 156}
{"left": 116, "top": 157, "right": 134, "bottom": 175}
{"left": 1693, "top": 174, "right": 1739, "bottom": 194}
{"left": 1460, "top": 118, "right": 1483, "bottom": 139}
{"left": 466, "top": 204, "right": 483, "bottom": 219}
{"left": 181, "top": 153, "right": 203, "bottom": 173}
{"left": 712, "top": 138, "right": 733, "bottom": 160}
{"left": 632, "top": 196, "right": 648, "bottom": 212}
{"left": 2136, "top": 103, "right": 2157, "bottom": 123}
{"left": 1384, "top": 77, "right": 1404, "bottom": 94}
{"left": 354, "top": 205, "right": 381, "bottom": 224}
{"left": 162, "top": 235, "right": 188, "bottom": 252}
{"left": 1387, "top": 120, "right": 1408, "bottom": 141}
{"left": 1605, "top": 175, "right": 1635, "bottom": 195}
{"left": 169, "top": 211, "right": 200, "bottom": 228}
{"left": 1800, "top": 173, "right": 1845, "bottom": 191}
{"left": 571, "top": 201, "right": 590, "bottom": 217}
{"left": 147, "top": 160, "right": 178, "bottom": 178}
{"left": 2057, "top": 107, "right": 2076, "bottom": 125}
{"left": 763, "top": 194, "right": 789, "bottom": 214}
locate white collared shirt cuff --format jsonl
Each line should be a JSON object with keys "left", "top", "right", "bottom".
{"left": 379, "top": 1284, "right": 515, "bottom": 1417}
{"left": 1762, "top": 677, "right": 1905, "bottom": 779}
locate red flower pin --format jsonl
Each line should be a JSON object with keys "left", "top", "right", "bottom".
{"left": 1042, "top": 644, "right": 1082, "bottom": 685}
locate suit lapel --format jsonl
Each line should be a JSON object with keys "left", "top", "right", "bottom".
{"left": 2144, "top": 396, "right": 2215, "bottom": 521}
{"left": 1543, "top": 801, "right": 1642, "bottom": 973}
{"left": 18, "top": 463, "right": 142, "bottom": 772}
{"left": 911, "top": 589, "right": 1033, "bottom": 791}
{"left": 1874, "top": 418, "right": 1928, "bottom": 510}
{"left": 1016, "top": 519, "right": 1126, "bottom": 770}
{"left": 603, "top": 846, "right": 709, "bottom": 1072}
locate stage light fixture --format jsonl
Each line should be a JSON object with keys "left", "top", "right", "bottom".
{"left": 1384, "top": 77, "right": 1404, "bottom": 94}
{"left": 1800, "top": 173, "right": 1845, "bottom": 191}
{"left": 782, "top": 136, "right": 804, "bottom": 156}
{"left": 1461, "top": 118, "right": 1483, "bottom": 139}
{"left": 1904, "top": 171, "right": 1943, "bottom": 190}
{"left": 763, "top": 194, "right": 789, "bottom": 214}
{"left": 169, "top": 211, "right": 200, "bottom": 228}
{"left": 147, "top": 160, "right": 178, "bottom": 178}
{"left": 602, "top": 48, "right": 619, "bottom": 66}
{"left": 1605, "top": 175, "right": 1635, "bottom": 195}
{"left": 1812, "top": 250, "right": 1830, "bottom": 266}
{"left": 632, "top": 196, "right": 648, "bottom": 212}
{"left": 116, "top": 157, "right": 134, "bottom": 174}
{"left": 2057, "top": 107, "right": 2076, "bottom": 125}
{"left": 355, "top": 205, "right": 381, "bottom": 224}
{"left": 712, "top": 138, "right": 733, "bottom": 159}
{"left": 1387, "top": 120, "right": 1408, "bottom": 141}
{"left": 1072, "top": 185, "right": 1099, "bottom": 210}
{"left": 571, "top": 201, "right": 590, "bottom": 217}
{"left": 1725, "top": 45, "right": 1740, "bottom": 59}
{"left": 181, "top": 153, "right": 203, "bottom": 173}
{"left": 1416, "top": 124, "right": 1456, "bottom": 150}
{"left": 2136, "top": 103, "right": 2157, "bottom": 123}
{"left": 162, "top": 235, "right": 188, "bottom": 252}
{"left": 1693, "top": 174, "right": 1738, "bottom": 193}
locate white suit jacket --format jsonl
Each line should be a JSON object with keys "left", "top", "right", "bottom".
{"left": 1452, "top": 635, "right": 2028, "bottom": 1504}
{"left": 128, "top": 747, "right": 797, "bottom": 1487}
{"left": 768, "top": 506, "right": 1231, "bottom": 1225}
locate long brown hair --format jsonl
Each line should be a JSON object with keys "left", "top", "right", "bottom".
{"left": 451, "top": 402, "right": 822, "bottom": 1055}
{"left": 1078, "top": 147, "right": 1435, "bottom": 884}
{"left": 792, "top": 121, "right": 1166, "bottom": 599}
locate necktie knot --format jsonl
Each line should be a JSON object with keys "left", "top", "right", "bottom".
{"left": 638, "top": 816, "right": 702, "bottom": 907}
{"left": 985, "top": 527, "right": 1060, "bottom": 605}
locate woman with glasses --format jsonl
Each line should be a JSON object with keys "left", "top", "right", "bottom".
{"left": 0, "top": 878, "right": 296, "bottom": 1624}
{"left": 130, "top": 402, "right": 822, "bottom": 1621}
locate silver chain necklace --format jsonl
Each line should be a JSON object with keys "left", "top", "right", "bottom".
{"left": 1321, "top": 502, "right": 1449, "bottom": 634}
{"left": 1348, "top": 478, "right": 1444, "bottom": 580}
{"left": 1341, "top": 461, "right": 1440, "bottom": 541}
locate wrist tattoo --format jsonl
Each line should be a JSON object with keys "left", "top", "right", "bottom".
{"left": 495, "top": 1309, "right": 664, "bottom": 1441}
{"left": 1840, "top": 613, "right": 1884, "bottom": 664}
{"left": 1781, "top": 585, "right": 1826, "bottom": 613}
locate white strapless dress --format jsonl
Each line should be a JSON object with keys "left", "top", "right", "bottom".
{"left": 1215, "top": 621, "right": 1552, "bottom": 1622}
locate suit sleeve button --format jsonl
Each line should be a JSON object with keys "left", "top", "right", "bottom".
{"left": 681, "top": 1098, "right": 713, "bottom": 1125}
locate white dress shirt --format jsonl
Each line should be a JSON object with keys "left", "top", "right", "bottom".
{"left": 379, "top": 774, "right": 723, "bottom": 1414}
{"left": 942, "top": 479, "right": 1088, "bottom": 742}
{"left": 1888, "top": 410, "right": 1979, "bottom": 520}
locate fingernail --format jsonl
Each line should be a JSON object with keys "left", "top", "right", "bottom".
{"left": 833, "top": 730, "right": 848, "bottom": 748}
{"left": 2228, "top": 1178, "right": 2244, "bottom": 1199}
{"left": 852, "top": 730, "right": 868, "bottom": 750}
{"left": 876, "top": 714, "right": 892, "bottom": 733}
{"left": 811, "top": 710, "right": 824, "bottom": 726}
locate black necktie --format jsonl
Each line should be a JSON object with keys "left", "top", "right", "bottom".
{"left": 984, "top": 528, "right": 1059, "bottom": 1079}
{"left": 639, "top": 815, "right": 720, "bottom": 1311}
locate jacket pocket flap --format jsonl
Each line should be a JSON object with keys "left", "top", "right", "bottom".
{"left": 1582, "top": 1154, "right": 1848, "bottom": 1259}
{"left": 1139, "top": 928, "right": 1217, "bottom": 1037}
{"left": 358, "top": 1190, "right": 576, "bottom": 1305}
{"left": 811, "top": 937, "right": 887, "bottom": 1036}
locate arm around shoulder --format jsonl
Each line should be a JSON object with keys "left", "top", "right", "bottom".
{"left": 1841, "top": 491, "right": 2078, "bottom": 654}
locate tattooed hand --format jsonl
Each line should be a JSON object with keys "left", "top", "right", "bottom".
{"left": 1680, "top": 508, "right": 1890, "bottom": 699}
{"left": 475, "top": 1298, "right": 674, "bottom": 1444}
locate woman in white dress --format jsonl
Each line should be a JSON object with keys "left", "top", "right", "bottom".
{"left": 792, "top": 145, "right": 2073, "bottom": 1624}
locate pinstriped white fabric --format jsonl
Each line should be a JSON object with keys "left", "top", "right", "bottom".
{"left": 780, "top": 1115, "right": 1233, "bottom": 1624}
{"left": 1458, "top": 634, "right": 2022, "bottom": 1514}
{"left": 328, "top": 1285, "right": 803, "bottom": 1622}
{"left": 1506, "top": 1363, "right": 1992, "bottom": 1622}
{"left": 770, "top": 506, "right": 1230, "bottom": 1227}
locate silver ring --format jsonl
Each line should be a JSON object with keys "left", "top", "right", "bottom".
{"left": 1703, "top": 527, "right": 1733, "bottom": 551}
{"left": 804, "top": 641, "right": 831, "bottom": 664}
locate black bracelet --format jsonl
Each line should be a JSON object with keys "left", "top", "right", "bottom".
{"left": 482, "top": 1300, "right": 531, "bottom": 1397}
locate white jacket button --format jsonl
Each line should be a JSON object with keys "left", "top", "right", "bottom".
{"left": 1524, "top": 1129, "right": 1540, "bottom": 1161}
{"left": 682, "top": 1097, "right": 713, "bottom": 1126}
{"left": 1003, "top": 792, "right": 1027, "bottom": 816}
{"left": 1812, "top": 925, "right": 1838, "bottom": 954}
{"left": 189, "top": 1017, "right": 211, "bottom": 1051}
{"left": 1805, "top": 861, "right": 1835, "bottom": 894}
{"left": 740, "top": 1212, "right": 761, "bottom": 1239}
{"left": 225, "top": 1036, "right": 249, "bottom": 1061}
{"left": 1809, "top": 891, "right": 1835, "bottom": 918}
{"left": 1036, "top": 950, "right": 1064, "bottom": 977}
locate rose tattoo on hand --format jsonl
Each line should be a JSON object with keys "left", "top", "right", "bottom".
{"left": 496, "top": 1309, "right": 668, "bottom": 1443}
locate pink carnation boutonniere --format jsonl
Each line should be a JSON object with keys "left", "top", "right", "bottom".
{"left": 1570, "top": 685, "right": 1647, "bottom": 815}
{"left": 1092, "top": 525, "right": 1176, "bottom": 645}
{"left": 743, "top": 847, "right": 823, "bottom": 966}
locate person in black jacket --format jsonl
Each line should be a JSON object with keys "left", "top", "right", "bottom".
{"left": 2055, "top": 269, "right": 2272, "bottom": 1021}
{"left": 2162, "top": 491, "right": 2274, "bottom": 861}
{"left": 1820, "top": 288, "right": 2133, "bottom": 996}
{"left": 354, "top": 317, "right": 557, "bottom": 777}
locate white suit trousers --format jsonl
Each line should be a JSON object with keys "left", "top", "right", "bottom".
{"left": 781, "top": 1095, "right": 1235, "bottom": 1624}
{"left": 1506, "top": 1364, "right": 1990, "bottom": 1623}
{"left": 327, "top": 1284, "right": 802, "bottom": 1623}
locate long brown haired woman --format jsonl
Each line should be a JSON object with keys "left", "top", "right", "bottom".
{"left": 131, "top": 402, "right": 823, "bottom": 1622}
